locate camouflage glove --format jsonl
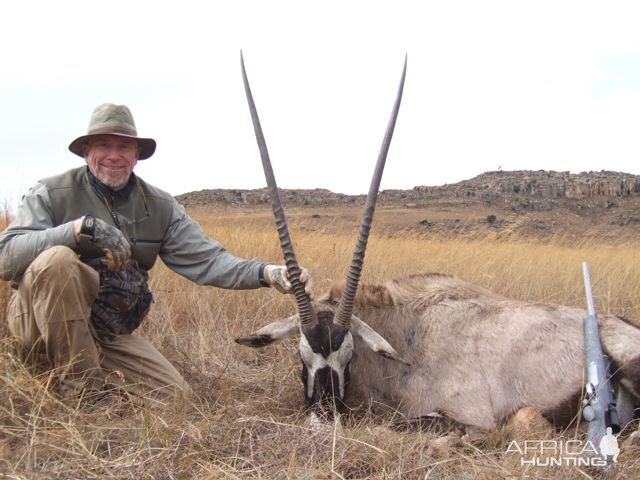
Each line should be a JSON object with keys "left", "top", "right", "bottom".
{"left": 79, "top": 215, "right": 130, "bottom": 271}
{"left": 264, "top": 264, "right": 313, "bottom": 296}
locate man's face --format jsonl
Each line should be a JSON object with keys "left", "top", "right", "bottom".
{"left": 83, "top": 134, "right": 140, "bottom": 190}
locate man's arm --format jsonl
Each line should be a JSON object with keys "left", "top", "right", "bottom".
{"left": 0, "top": 183, "right": 77, "bottom": 282}
{"left": 159, "top": 199, "right": 264, "bottom": 289}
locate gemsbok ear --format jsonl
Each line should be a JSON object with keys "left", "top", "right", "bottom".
{"left": 351, "top": 316, "right": 411, "bottom": 366}
{"left": 235, "top": 314, "right": 300, "bottom": 348}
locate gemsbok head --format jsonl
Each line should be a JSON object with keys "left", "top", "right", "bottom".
{"left": 235, "top": 53, "right": 408, "bottom": 421}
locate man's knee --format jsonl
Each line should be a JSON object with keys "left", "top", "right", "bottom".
{"left": 30, "top": 246, "right": 81, "bottom": 274}
{"left": 26, "top": 246, "right": 98, "bottom": 290}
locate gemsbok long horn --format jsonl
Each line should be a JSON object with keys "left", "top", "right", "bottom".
{"left": 241, "top": 51, "right": 317, "bottom": 329}
{"left": 335, "top": 55, "right": 407, "bottom": 329}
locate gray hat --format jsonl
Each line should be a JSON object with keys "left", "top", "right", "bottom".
{"left": 68, "top": 103, "right": 157, "bottom": 160}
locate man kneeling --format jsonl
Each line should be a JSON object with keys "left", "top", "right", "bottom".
{"left": 0, "top": 103, "right": 309, "bottom": 406}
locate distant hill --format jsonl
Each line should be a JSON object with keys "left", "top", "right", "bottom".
{"left": 414, "top": 170, "right": 640, "bottom": 200}
{"left": 176, "top": 170, "right": 640, "bottom": 208}
{"left": 176, "top": 170, "right": 640, "bottom": 242}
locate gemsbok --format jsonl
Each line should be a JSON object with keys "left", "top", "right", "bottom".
{"left": 235, "top": 54, "right": 640, "bottom": 434}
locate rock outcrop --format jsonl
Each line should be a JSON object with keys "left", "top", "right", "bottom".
{"left": 413, "top": 170, "right": 640, "bottom": 200}
{"left": 176, "top": 170, "right": 640, "bottom": 208}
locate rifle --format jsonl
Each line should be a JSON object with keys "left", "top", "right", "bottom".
{"left": 581, "top": 261, "right": 620, "bottom": 461}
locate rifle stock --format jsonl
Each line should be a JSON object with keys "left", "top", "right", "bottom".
{"left": 581, "top": 262, "right": 619, "bottom": 462}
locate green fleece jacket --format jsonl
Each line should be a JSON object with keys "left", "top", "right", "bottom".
{"left": 0, "top": 167, "right": 264, "bottom": 289}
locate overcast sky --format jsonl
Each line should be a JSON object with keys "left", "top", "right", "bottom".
{"left": 2, "top": 1, "right": 640, "bottom": 207}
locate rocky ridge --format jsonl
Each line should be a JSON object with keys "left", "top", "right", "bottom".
{"left": 414, "top": 170, "right": 640, "bottom": 200}
{"left": 176, "top": 170, "right": 640, "bottom": 208}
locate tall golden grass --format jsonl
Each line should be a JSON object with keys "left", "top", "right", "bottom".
{"left": 0, "top": 206, "right": 12, "bottom": 337}
{"left": 1, "top": 207, "right": 639, "bottom": 478}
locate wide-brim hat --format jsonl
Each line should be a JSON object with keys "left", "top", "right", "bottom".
{"left": 68, "top": 103, "right": 156, "bottom": 160}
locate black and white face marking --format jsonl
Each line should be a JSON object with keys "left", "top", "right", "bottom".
{"left": 235, "top": 302, "right": 407, "bottom": 421}
{"left": 299, "top": 311, "right": 353, "bottom": 415}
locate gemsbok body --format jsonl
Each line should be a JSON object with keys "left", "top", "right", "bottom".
{"left": 321, "top": 273, "right": 640, "bottom": 430}
{"left": 235, "top": 53, "right": 640, "bottom": 433}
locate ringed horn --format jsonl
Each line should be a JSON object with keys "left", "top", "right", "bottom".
{"left": 241, "top": 52, "right": 316, "bottom": 329}
{"left": 335, "top": 56, "right": 407, "bottom": 328}
{"left": 241, "top": 51, "right": 408, "bottom": 331}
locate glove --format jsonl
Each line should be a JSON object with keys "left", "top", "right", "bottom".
{"left": 79, "top": 215, "right": 131, "bottom": 271}
{"left": 264, "top": 264, "right": 313, "bottom": 296}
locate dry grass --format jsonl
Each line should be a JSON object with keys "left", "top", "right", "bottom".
{"left": 0, "top": 205, "right": 12, "bottom": 338}
{"left": 1, "top": 207, "right": 640, "bottom": 479}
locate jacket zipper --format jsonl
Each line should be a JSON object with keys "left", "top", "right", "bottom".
{"left": 130, "top": 238, "right": 162, "bottom": 245}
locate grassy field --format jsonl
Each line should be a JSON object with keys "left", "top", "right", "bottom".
{"left": 1, "top": 207, "right": 639, "bottom": 479}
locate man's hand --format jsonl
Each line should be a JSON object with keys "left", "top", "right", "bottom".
{"left": 264, "top": 264, "right": 313, "bottom": 296}
{"left": 75, "top": 216, "right": 131, "bottom": 271}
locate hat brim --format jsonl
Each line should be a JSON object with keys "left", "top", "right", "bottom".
{"left": 68, "top": 133, "right": 156, "bottom": 160}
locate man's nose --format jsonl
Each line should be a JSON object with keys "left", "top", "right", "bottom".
{"left": 105, "top": 145, "right": 123, "bottom": 158}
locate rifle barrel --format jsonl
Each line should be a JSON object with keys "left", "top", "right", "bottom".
{"left": 582, "top": 261, "right": 596, "bottom": 317}
{"left": 582, "top": 261, "right": 620, "bottom": 464}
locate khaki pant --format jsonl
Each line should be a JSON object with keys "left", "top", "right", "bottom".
{"left": 7, "top": 246, "right": 187, "bottom": 401}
